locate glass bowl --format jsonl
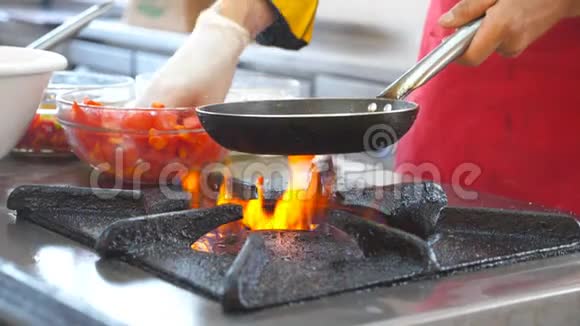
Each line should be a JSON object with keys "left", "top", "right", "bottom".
{"left": 57, "top": 87, "right": 229, "bottom": 185}
{"left": 13, "top": 71, "right": 135, "bottom": 158}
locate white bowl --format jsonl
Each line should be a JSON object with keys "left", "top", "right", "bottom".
{"left": 0, "top": 46, "right": 68, "bottom": 158}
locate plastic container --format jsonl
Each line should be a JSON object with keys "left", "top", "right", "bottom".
{"left": 12, "top": 71, "right": 135, "bottom": 158}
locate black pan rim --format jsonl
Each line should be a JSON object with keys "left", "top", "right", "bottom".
{"left": 196, "top": 98, "right": 419, "bottom": 118}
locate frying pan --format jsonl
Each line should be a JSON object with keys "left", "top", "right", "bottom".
{"left": 197, "top": 18, "right": 483, "bottom": 155}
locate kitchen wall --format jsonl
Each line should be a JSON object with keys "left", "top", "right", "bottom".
{"left": 317, "top": 0, "right": 429, "bottom": 26}
{"left": 311, "top": 0, "right": 429, "bottom": 74}
{"left": 0, "top": 0, "right": 431, "bottom": 96}
{"left": 4, "top": 0, "right": 41, "bottom": 3}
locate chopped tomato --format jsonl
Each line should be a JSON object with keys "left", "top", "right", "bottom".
{"left": 153, "top": 112, "right": 179, "bottom": 130}
{"left": 83, "top": 98, "right": 104, "bottom": 106}
{"left": 100, "top": 111, "right": 121, "bottom": 130}
{"left": 66, "top": 98, "right": 228, "bottom": 184}
{"left": 121, "top": 143, "right": 140, "bottom": 170}
{"left": 100, "top": 141, "right": 118, "bottom": 168}
{"left": 149, "top": 135, "right": 168, "bottom": 150}
{"left": 14, "top": 113, "right": 71, "bottom": 154}
{"left": 122, "top": 111, "right": 155, "bottom": 131}
{"left": 71, "top": 101, "right": 103, "bottom": 128}
{"left": 71, "top": 101, "right": 89, "bottom": 123}
{"left": 183, "top": 116, "right": 202, "bottom": 129}
{"left": 178, "top": 147, "right": 188, "bottom": 159}
{"left": 29, "top": 113, "right": 42, "bottom": 128}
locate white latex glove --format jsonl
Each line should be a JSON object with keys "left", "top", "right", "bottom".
{"left": 135, "top": 7, "right": 251, "bottom": 108}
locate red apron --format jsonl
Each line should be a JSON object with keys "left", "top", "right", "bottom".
{"left": 395, "top": 0, "right": 580, "bottom": 215}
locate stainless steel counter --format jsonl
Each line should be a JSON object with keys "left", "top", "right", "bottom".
{"left": 1, "top": 156, "right": 580, "bottom": 325}
{"left": 2, "top": 3, "right": 580, "bottom": 324}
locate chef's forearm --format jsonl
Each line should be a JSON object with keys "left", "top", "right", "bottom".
{"left": 569, "top": 0, "right": 580, "bottom": 17}
{"left": 214, "top": 0, "right": 275, "bottom": 38}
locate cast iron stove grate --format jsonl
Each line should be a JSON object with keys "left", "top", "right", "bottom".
{"left": 7, "top": 178, "right": 580, "bottom": 312}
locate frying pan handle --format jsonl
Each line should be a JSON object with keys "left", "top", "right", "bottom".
{"left": 378, "top": 17, "right": 483, "bottom": 100}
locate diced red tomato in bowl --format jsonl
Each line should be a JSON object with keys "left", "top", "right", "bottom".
{"left": 13, "top": 111, "right": 72, "bottom": 156}
{"left": 57, "top": 94, "right": 228, "bottom": 184}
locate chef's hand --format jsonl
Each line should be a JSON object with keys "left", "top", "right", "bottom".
{"left": 439, "top": 0, "right": 580, "bottom": 66}
{"left": 135, "top": 0, "right": 274, "bottom": 108}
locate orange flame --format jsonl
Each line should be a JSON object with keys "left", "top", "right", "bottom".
{"left": 191, "top": 221, "right": 245, "bottom": 254}
{"left": 182, "top": 170, "right": 201, "bottom": 208}
{"left": 221, "top": 155, "right": 327, "bottom": 231}
{"left": 183, "top": 156, "right": 329, "bottom": 234}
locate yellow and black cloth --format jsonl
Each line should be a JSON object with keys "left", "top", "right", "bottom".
{"left": 256, "top": 0, "right": 319, "bottom": 50}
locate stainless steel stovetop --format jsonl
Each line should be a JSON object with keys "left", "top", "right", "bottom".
{"left": 1, "top": 156, "right": 579, "bottom": 326}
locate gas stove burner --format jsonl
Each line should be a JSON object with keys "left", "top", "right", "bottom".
{"left": 7, "top": 179, "right": 580, "bottom": 312}
{"left": 7, "top": 184, "right": 192, "bottom": 247}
